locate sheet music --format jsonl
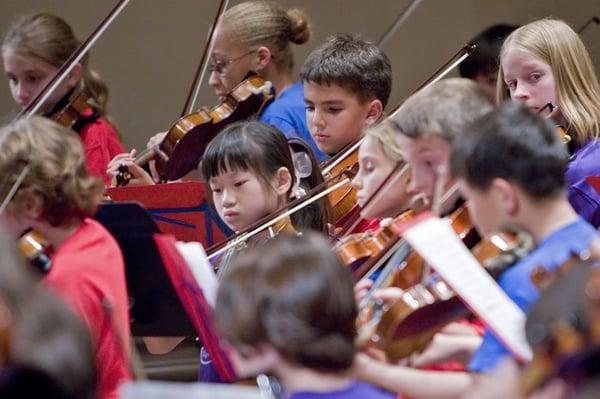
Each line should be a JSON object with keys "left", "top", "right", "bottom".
{"left": 175, "top": 242, "right": 219, "bottom": 307}
{"left": 120, "top": 381, "right": 273, "bottom": 399}
{"left": 402, "top": 215, "right": 532, "bottom": 362}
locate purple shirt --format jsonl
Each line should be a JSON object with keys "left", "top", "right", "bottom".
{"left": 289, "top": 381, "right": 395, "bottom": 399}
{"left": 566, "top": 140, "right": 600, "bottom": 227}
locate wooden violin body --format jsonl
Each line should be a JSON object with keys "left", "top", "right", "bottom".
{"left": 117, "top": 74, "right": 274, "bottom": 185}
{"left": 17, "top": 229, "right": 53, "bottom": 274}
{"left": 358, "top": 223, "right": 534, "bottom": 361}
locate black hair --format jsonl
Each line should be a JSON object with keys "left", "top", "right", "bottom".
{"left": 202, "top": 121, "right": 327, "bottom": 232}
{"left": 450, "top": 101, "right": 568, "bottom": 198}
{"left": 459, "top": 23, "right": 519, "bottom": 79}
{"left": 299, "top": 33, "right": 392, "bottom": 107}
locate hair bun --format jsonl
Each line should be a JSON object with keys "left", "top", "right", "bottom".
{"left": 287, "top": 8, "right": 311, "bottom": 45}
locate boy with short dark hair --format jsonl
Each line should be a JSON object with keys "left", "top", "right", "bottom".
{"left": 451, "top": 101, "right": 598, "bottom": 373}
{"left": 300, "top": 33, "right": 392, "bottom": 156}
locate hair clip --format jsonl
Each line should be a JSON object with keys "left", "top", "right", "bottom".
{"left": 290, "top": 147, "right": 312, "bottom": 199}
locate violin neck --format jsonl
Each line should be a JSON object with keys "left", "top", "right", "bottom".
{"left": 134, "top": 147, "right": 156, "bottom": 167}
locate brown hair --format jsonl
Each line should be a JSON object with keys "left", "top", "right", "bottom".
{"left": 222, "top": 1, "right": 311, "bottom": 72}
{"left": 215, "top": 232, "right": 357, "bottom": 372}
{"left": 300, "top": 33, "right": 392, "bottom": 107}
{"left": 497, "top": 18, "right": 600, "bottom": 145}
{"left": 391, "top": 78, "right": 493, "bottom": 143}
{"left": 0, "top": 116, "right": 104, "bottom": 226}
{"left": 2, "top": 13, "right": 110, "bottom": 115}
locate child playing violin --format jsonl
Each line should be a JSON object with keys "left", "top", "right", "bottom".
{"left": 352, "top": 121, "right": 415, "bottom": 222}
{"left": 107, "top": 0, "right": 325, "bottom": 180}
{"left": 300, "top": 34, "right": 391, "bottom": 159}
{"left": 181, "top": 120, "right": 327, "bottom": 381}
{"left": 300, "top": 33, "right": 391, "bottom": 231}
{"left": 498, "top": 18, "right": 600, "bottom": 227}
{"left": 451, "top": 101, "right": 599, "bottom": 390}
{"left": 215, "top": 232, "right": 396, "bottom": 399}
{"left": 353, "top": 78, "right": 494, "bottom": 398}
{"left": 200, "top": 120, "right": 327, "bottom": 239}
{"left": 357, "top": 99, "right": 599, "bottom": 399}
{"left": 0, "top": 116, "right": 131, "bottom": 399}
{"left": 2, "top": 13, "right": 125, "bottom": 185}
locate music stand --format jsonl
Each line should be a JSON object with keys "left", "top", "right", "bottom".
{"left": 94, "top": 201, "right": 196, "bottom": 336}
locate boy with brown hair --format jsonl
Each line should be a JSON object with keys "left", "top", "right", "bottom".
{"left": 300, "top": 33, "right": 392, "bottom": 157}
{"left": 215, "top": 232, "right": 395, "bottom": 399}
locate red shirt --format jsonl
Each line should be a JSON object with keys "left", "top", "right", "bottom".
{"left": 45, "top": 218, "right": 131, "bottom": 399}
{"left": 79, "top": 115, "right": 125, "bottom": 185}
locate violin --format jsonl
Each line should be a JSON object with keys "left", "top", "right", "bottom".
{"left": 323, "top": 146, "right": 360, "bottom": 226}
{"left": 521, "top": 250, "right": 600, "bottom": 395}
{"left": 335, "top": 209, "right": 414, "bottom": 272}
{"left": 116, "top": 73, "right": 274, "bottom": 185}
{"left": 357, "top": 224, "right": 534, "bottom": 361}
{"left": 17, "top": 229, "right": 53, "bottom": 274}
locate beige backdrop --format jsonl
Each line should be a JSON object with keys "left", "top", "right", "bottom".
{"left": 1, "top": 0, "right": 599, "bottom": 150}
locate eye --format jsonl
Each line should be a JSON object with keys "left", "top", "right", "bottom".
{"left": 326, "top": 106, "right": 343, "bottom": 114}
{"left": 210, "top": 184, "right": 222, "bottom": 193}
{"left": 529, "top": 72, "right": 542, "bottom": 82}
{"left": 505, "top": 80, "right": 517, "bottom": 91}
{"left": 234, "top": 180, "right": 247, "bottom": 187}
{"left": 305, "top": 104, "right": 315, "bottom": 112}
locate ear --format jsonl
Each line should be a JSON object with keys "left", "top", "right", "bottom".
{"left": 66, "top": 62, "right": 83, "bottom": 89}
{"left": 19, "top": 191, "right": 44, "bottom": 221}
{"left": 490, "top": 178, "right": 519, "bottom": 218}
{"left": 254, "top": 46, "right": 272, "bottom": 73}
{"left": 273, "top": 167, "right": 292, "bottom": 197}
{"left": 363, "top": 99, "right": 384, "bottom": 128}
{"left": 229, "top": 342, "right": 280, "bottom": 378}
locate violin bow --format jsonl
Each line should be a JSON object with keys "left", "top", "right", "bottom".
{"left": 17, "top": 0, "right": 131, "bottom": 121}
{"left": 180, "top": 0, "right": 229, "bottom": 116}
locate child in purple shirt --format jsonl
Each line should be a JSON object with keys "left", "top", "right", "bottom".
{"left": 214, "top": 233, "right": 395, "bottom": 399}
{"left": 497, "top": 19, "right": 600, "bottom": 227}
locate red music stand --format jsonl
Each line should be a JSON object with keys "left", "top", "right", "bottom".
{"left": 154, "top": 234, "right": 235, "bottom": 382}
{"left": 107, "top": 182, "right": 232, "bottom": 246}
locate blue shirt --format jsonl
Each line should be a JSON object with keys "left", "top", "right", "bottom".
{"left": 260, "top": 82, "right": 328, "bottom": 162}
{"left": 289, "top": 381, "right": 395, "bottom": 399}
{"left": 566, "top": 139, "right": 600, "bottom": 227}
{"left": 468, "top": 218, "right": 598, "bottom": 373}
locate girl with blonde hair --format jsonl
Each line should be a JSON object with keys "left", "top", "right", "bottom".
{"left": 2, "top": 13, "right": 125, "bottom": 185}
{"left": 497, "top": 18, "right": 600, "bottom": 226}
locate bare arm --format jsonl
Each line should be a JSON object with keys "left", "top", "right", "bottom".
{"left": 355, "top": 353, "right": 476, "bottom": 399}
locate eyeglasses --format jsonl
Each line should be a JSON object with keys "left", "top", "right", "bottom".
{"left": 207, "top": 50, "right": 255, "bottom": 75}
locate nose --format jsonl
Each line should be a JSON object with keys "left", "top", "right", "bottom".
{"left": 512, "top": 82, "right": 529, "bottom": 102}
{"left": 310, "top": 108, "right": 325, "bottom": 130}
{"left": 208, "top": 70, "right": 220, "bottom": 90}
{"left": 220, "top": 189, "right": 235, "bottom": 208}
{"left": 14, "top": 83, "right": 30, "bottom": 106}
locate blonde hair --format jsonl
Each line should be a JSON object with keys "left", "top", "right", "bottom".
{"left": 392, "top": 78, "right": 494, "bottom": 143}
{"left": 364, "top": 120, "right": 405, "bottom": 163}
{"left": 222, "top": 1, "right": 311, "bottom": 72}
{"left": 497, "top": 18, "right": 600, "bottom": 145}
{"left": 2, "top": 13, "right": 110, "bottom": 115}
{"left": 0, "top": 116, "right": 104, "bottom": 226}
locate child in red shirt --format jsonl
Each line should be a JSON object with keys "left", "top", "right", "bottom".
{"left": 0, "top": 116, "right": 131, "bottom": 399}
